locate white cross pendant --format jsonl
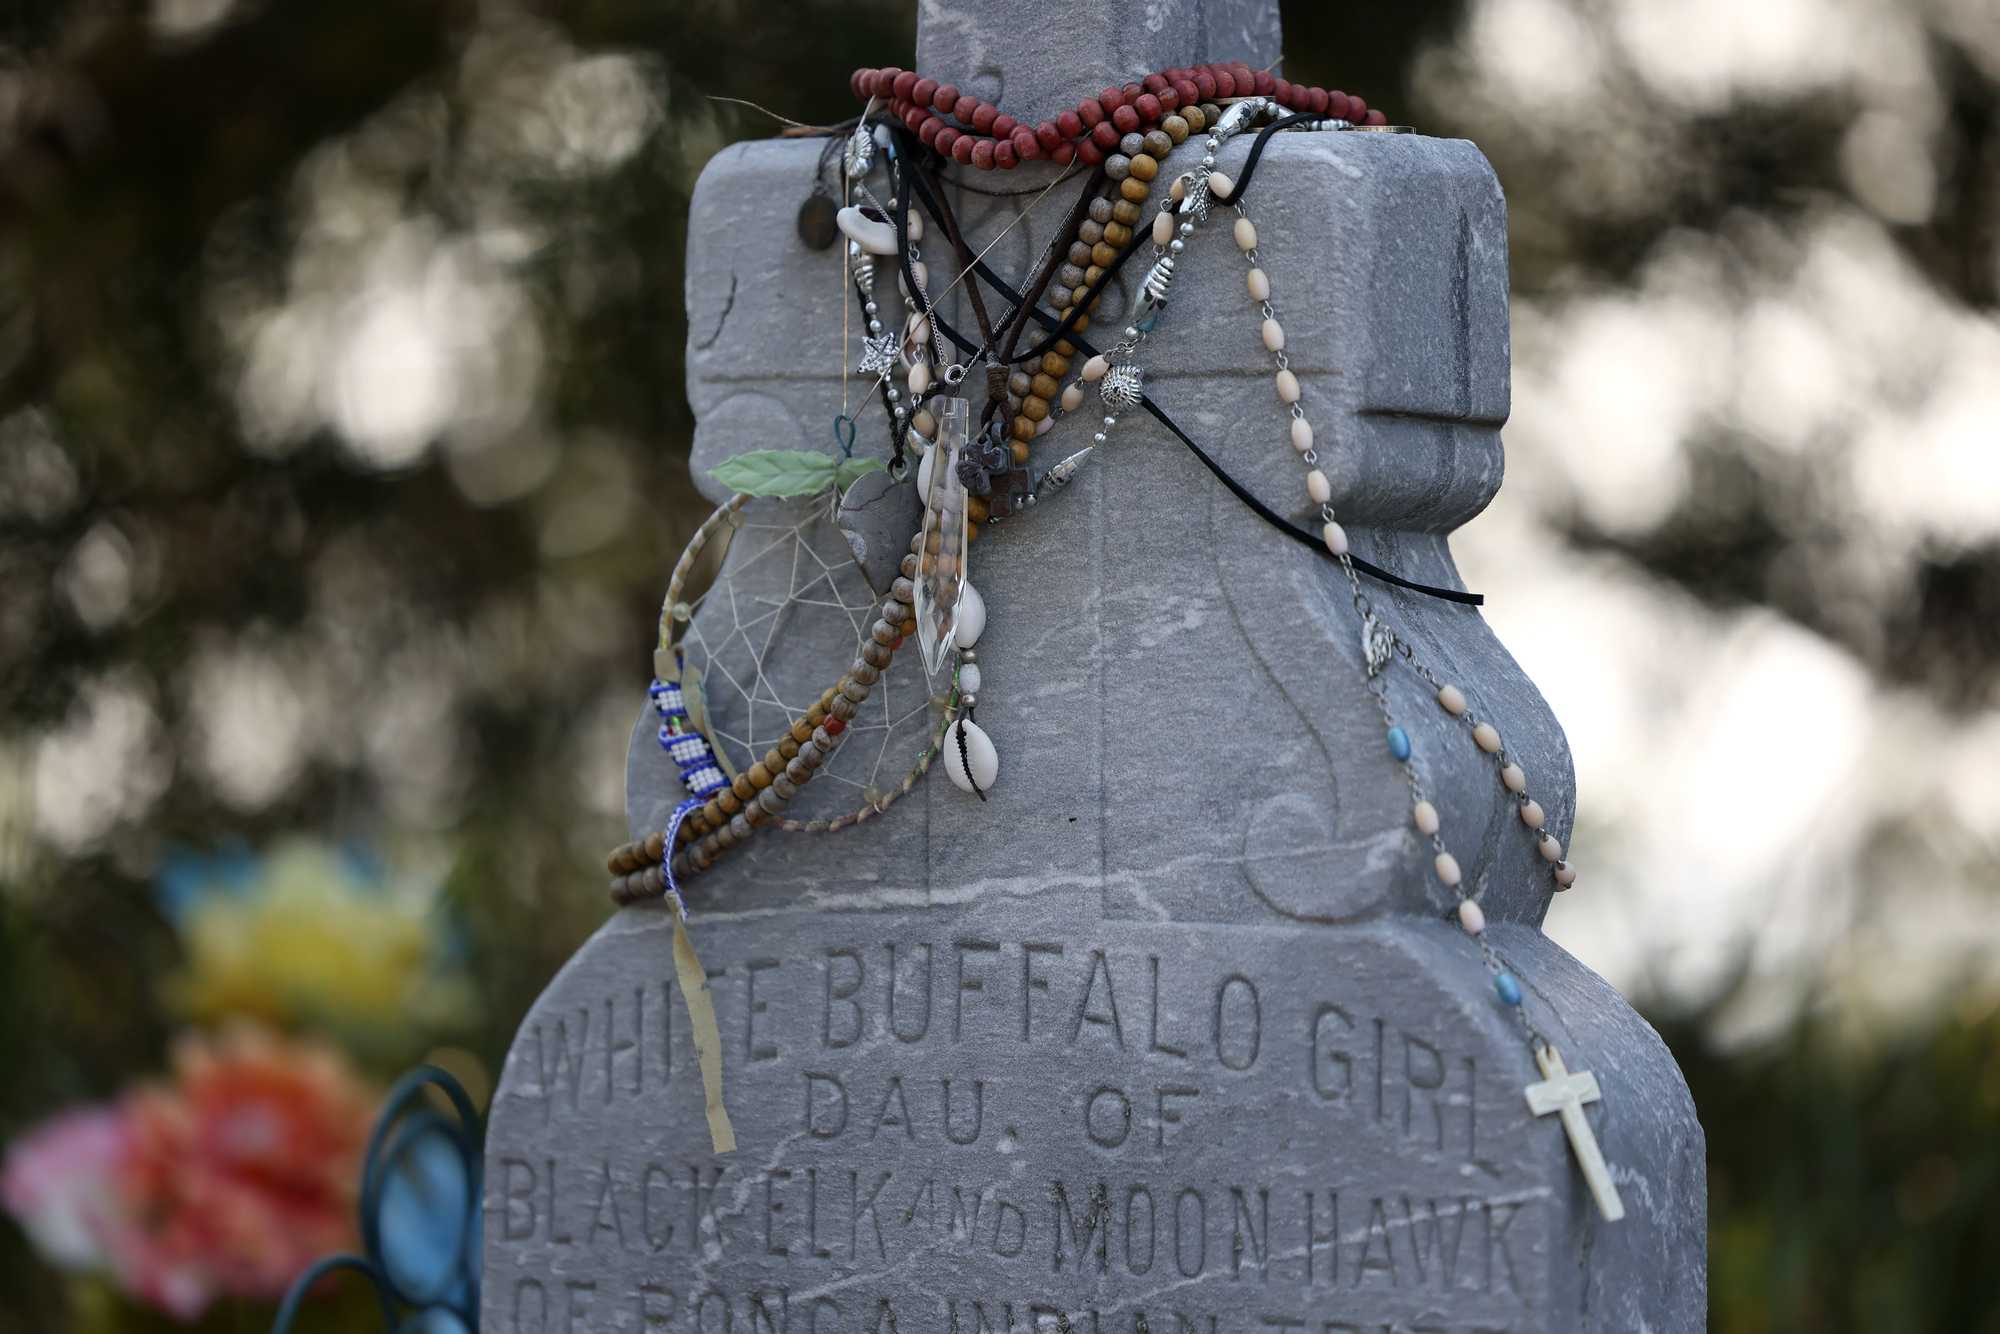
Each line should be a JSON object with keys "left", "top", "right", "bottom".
{"left": 1524, "top": 1043, "right": 1626, "bottom": 1222}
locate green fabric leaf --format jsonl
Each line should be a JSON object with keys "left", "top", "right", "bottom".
{"left": 708, "top": 450, "right": 839, "bottom": 497}
{"left": 835, "top": 456, "right": 886, "bottom": 489}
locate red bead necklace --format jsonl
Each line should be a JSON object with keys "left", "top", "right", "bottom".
{"left": 847, "top": 60, "right": 1390, "bottom": 170}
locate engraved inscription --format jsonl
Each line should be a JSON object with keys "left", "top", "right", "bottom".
{"left": 491, "top": 935, "right": 1543, "bottom": 1333}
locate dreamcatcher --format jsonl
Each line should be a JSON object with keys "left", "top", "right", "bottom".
{"left": 653, "top": 489, "right": 951, "bottom": 834}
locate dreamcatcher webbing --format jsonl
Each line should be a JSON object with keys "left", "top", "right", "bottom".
{"left": 664, "top": 496, "right": 945, "bottom": 831}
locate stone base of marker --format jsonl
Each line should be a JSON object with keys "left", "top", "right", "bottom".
{"left": 482, "top": 899, "right": 1702, "bottom": 1333}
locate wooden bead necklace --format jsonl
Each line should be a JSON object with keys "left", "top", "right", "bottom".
{"left": 845, "top": 60, "right": 1393, "bottom": 168}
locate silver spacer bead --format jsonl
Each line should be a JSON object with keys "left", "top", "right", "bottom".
{"left": 864, "top": 300, "right": 880, "bottom": 315}
{"left": 868, "top": 320, "right": 884, "bottom": 335}
{"left": 1102, "top": 415, "right": 1117, "bottom": 428}
{"left": 1178, "top": 220, "right": 1194, "bottom": 237}
{"left": 1169, "top": 239, "right": 1184, "bottom": 254}
{"left": 960, "top": 692, "right": 977, "bottom": 709}
{"left": 1200, "top": 154, "right": 1216, "bottom": 169}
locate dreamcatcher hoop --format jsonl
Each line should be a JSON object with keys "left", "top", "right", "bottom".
{"left": 655, "top": 493, "right": 951, "bottom": 835}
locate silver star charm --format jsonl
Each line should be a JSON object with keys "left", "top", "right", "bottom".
{"left": 855, "top": 332, "right": 898, "bottom": 379}
{"left": 1177, "top": 172, "right": 1213, "bottom": 225}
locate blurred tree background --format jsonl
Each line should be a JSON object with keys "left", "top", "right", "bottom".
{"left": 1, "top": 0, "right": 1996, "bottom": 1329}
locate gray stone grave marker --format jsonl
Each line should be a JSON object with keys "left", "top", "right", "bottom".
{"left": 481, "top": 4, "right": 1707, "bottom": 1331}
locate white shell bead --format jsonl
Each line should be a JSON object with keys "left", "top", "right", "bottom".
{"left": 1035, "top": 416, "right": 1054, "bottom": 435}
{"left": 943, "top": 718, "right": 1000, "bottom": 794}
{"left": 916, "top": 445, "right": 936, "bottom": 498}
{"left": 1170, "top": 175, "right": 1187, "bottom": 202}
{"left": 1554, "top": 864, "right": 1578, "bottom": 889}
{"left": 1152, "top": 211, "right": 1175, "bottom": 247}
{"left": 1322, "top": 520, "right": 1349, "bottom": 556}
{"left": 1261, "top": 318, "right": 1285, "bottom": 351}
{"left": 957, "top": 663, "right": 982, "bottom": 694}
{"left": 1437, "top": 684, "right": 1467, "bottom": 716}
{"left": 1290, "top": 417, "right": 1314, "bottom": 453}
{"left": 1413, "top": 800, "right": 1440, "bottom": 835}
{"left": 1519, "top": 799, "right": 1546, "bottom": 830}
{"left": 913, "top": 408, "right": 937, "bottom": 436}
{"left": 906, "top": 211, "right": 924, "bottom": 241}
{"left": 1538, "top": 833, "right": 1564, "bottom": 863}
{"left": 908, "top": 363, "right": 932, "bottom": 395}
{"left": 1434, "top": 852, "right": 1462, "bottom": 887}
{"left": 1500, "top": 762, "right": 1526, "bottom": 793}
{"left": 1472, "top": 722, "right": 1502, "bottom": 753}
{"left": 1457, "top": 899, "right": 1486, "bottom": 935}
{"left": 1208, "top": 171, "right": 1234, "bottom": 199}
{"left": 1060, "top": 383, "right": 1084, "bottom": 412}
{"left": 1082, "top": 355, "right": 1110, "bottom": 382}
{"left": 1306, "top": 469, "right": 1332, "bottom": 504}
{"left": 1234, "top": 216, "right": 1258, "bottom": 250}
{"left": 951, "top": 580, "right": 986, "bottom": 649}
{"left": 1275, "top": 368, "right": 1301, "bottom": 403}
{"left": 1247, "top": 268, "right": 1271, "bottom": 301}
{"left": 835, "top": 205, "right": 898, "bottom": 256}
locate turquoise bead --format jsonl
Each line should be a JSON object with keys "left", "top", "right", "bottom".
{"left": 1494, "top": 971, "right": 1522, "bottom": 1006}
{"left": 1386, "top": 726, "right": 1412, "bottom": 761}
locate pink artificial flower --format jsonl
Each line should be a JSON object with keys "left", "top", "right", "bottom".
{"left": 1, "top": 1105, "right": 130, "bottom": 1272}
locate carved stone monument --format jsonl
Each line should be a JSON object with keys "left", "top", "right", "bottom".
{"left": 481, "top": 4, "right": 1707, "bottom": 1331}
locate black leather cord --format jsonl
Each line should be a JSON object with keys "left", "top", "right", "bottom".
{"left": 878, "top": 116, "right": 1483, "bottom": 608}
{"left": 1136, "top": 396, "right": 1483, "bottom": 605}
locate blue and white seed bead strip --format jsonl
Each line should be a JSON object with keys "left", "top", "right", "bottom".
{"left": 650, "top": 673, "right": 729, "bottom": 800}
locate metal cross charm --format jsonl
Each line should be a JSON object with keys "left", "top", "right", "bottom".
{"left": 1524, "top": 1043, "right": 1626, "bottom": 1222}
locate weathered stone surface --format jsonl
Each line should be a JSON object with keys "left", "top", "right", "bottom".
{"left": 913, "top": 0, "right": 1281, "bottom": 126}
{"left": 483, "top": 3, "right": 1706, "bottom": 1331}
{"left": 836, "top": 467, "right": 923, "bottom": 597}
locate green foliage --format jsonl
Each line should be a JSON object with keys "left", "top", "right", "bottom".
{"left": 708, "top": 449, "right": 884, "bottom": 498}
{"left": 1661, "top": 994, "right": 2000, "bottom": 1333}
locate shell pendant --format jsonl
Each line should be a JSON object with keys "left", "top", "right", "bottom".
{"left": 943, "top": 718, "right": 999, "bottom": 795}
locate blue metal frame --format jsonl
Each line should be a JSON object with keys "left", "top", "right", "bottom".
{"left": 272, "top": 1065, "right": 484, "bottom": 1333}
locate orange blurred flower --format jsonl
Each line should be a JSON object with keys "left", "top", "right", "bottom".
{"left": 117, "top": 1025, "right": 376, "bottom": 1316}
{"left": 3, "top": 1025, "right": 377, "bottom": 1320}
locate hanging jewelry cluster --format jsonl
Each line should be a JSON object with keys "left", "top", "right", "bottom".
{"left": 618, "top": 86, "right": 1588, "bottom": 920}
{"left": 601, "top": 65, "right": 1626, "bottom": 1219}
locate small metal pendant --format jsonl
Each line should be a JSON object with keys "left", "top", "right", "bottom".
{"left": 1361, "top": 611, "right": 1395, "bottom": 678}
{"left": 1099, "top": 363, "right": 1144, "bottom": 412}
{"left": 842, "top": 126, "right": 875, "bottom": 181}
{"left": 797, "top": 191, "right": 839, "bottom": 250}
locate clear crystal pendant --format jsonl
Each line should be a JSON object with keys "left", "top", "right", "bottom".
{"left": 914, "top": 396, "right": 970, "bottom": 676}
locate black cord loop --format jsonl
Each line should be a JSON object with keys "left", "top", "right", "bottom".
{"left": 871, "top": 115, "right": 1483, "bottom": 607}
